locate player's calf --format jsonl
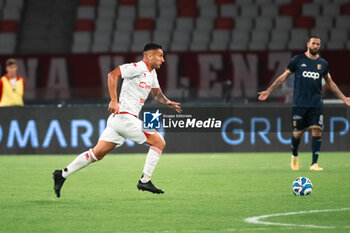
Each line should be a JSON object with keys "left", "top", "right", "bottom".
{"left": 52, "top": 141, "right": 115, "bottom": 198}
{"left": 291, "top": 132, "right": 301, "bottom": 170}
{"left": 61, "top": 149, "right": 98, "bottom": 179}
{"left": 137, "top": 133, "right": 165, "bottom": 193}
{"left": 146, "top": 132, "right": 166, "bottom": 150}
{"left": 141, "top": 145, "right": 163, "bottom": 183}
{"left": 53, "top": 149, "right": 98, "bottom": 197}
{"left": 310, "top": 126, "right": 322, "bottom": 168}
{"left": 92, "top": 140, "right": 117, "bottom": 160}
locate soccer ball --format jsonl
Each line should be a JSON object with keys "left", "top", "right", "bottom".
{"left": 292, "top": 177, "right": 313, "bottom": 196}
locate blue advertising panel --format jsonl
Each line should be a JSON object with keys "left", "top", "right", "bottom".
{"left": 0, "top": 104, "right": 349, "bottom": 154}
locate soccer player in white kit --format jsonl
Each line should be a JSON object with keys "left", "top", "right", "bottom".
{"left": 53, "top": 43, "right": 182, "bottom": 197}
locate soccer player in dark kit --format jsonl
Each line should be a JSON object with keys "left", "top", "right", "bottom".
{"left": 258, "top": 36, "right": 350, "bottom": 171}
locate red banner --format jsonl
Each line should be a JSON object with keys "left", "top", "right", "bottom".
{"left": 1, "top": 51, "right": 349, "bottom": 100}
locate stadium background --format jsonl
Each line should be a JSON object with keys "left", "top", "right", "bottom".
{"left": 0, "top": 0, "right": 349, "bottom": 154}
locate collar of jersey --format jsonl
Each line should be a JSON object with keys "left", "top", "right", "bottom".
{"left": 303, "top": 53, "right": 320, "bottom": 61}
{"left": 4, "top": 74, "right": 20, "bottom": 81}
{"left": 141, "top": 60, "right": 152, "bottom": 73}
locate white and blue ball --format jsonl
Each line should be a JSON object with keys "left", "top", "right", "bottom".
{"left": 292, "top": 177, "right": 313, "bottom": 196}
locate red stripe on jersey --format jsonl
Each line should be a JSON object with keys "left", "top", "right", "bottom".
{"left": 119, "top": 111, "right": 138, "bottom": 118}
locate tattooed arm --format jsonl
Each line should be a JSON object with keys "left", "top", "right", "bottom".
{"left": 151, "top": 87, "right": 182, "bottom": 113}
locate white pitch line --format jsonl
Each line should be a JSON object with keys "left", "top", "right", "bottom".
{"left": 244, "top": 208, "right": 350, "bottom": 229}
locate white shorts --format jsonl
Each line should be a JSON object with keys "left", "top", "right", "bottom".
{"left": 99, "top": 113, "right": 156, "bottom": 147}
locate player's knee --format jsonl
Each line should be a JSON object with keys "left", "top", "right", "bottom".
{"left": 311, "top": 128, "right": 322, "bottom": 137}
{"left": 293, "top": 131, "right": 302, "bottom": 139}
{"left": 160, "top": 138, "right": 166, "bottom": 150}
{"left": 155, "top": 136, "right": 166, "bottom": 150}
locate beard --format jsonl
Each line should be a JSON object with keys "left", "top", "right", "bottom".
{"left": 309, "top": 48, "right": 319, "bottom": 56}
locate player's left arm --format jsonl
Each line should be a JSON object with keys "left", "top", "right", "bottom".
{"left": 151, "top": 87, "right": 182, "bottom": 113}
{"left": 324, "top": 74, "right": 350, "bottom": 106}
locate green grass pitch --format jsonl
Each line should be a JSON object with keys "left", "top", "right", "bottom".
{"left": 0, "top": 152, "right": 350, "bottom": 233}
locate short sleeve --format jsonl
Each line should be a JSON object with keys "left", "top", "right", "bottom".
{"left": 119, "top": 63, "right": 140, "bottom": 79}
{"left": 151, "top": 71, "right": 160, "bottom": 88}
{"left": 287, "top": 56, "right": 298, "bottom": 73}
{"left": 323, "top": 61, "right": 329, "bottom": 78}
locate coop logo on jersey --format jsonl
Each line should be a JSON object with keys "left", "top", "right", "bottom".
{"left": 302, "top": 71, "right": 320, "bottom": 80}
{"left": 143, "top": 110, "right": 162, "bottom": 129}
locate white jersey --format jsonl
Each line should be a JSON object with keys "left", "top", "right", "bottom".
{"left": 118, "top": 60, "right": 160, "bottom": 116}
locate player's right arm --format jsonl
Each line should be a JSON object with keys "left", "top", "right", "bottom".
{"left": 107, "top": 67, "right": 121, "bottom": 116}
{"left": 258, "top": 69, "right": 291, "bottom": 101}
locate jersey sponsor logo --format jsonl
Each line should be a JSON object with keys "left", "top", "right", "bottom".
{"left": 139, "top": 82, "right": 151, "bottom": 89}
{"left": 302, "top": 71, "right": 320, "bottom": 80}
{"left": 301, "top": 63, "right": 307, "bottom": 67}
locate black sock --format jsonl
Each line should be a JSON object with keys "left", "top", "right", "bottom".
{"left": 312, "top": 136, "right": 321, "bottom": 165}
{"left": 291, "top": 136, "right": 300, "bottom": 156}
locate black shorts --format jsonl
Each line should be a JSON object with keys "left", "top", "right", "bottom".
{"left": 292, "top": 107, "right": 323, "bottom": 131}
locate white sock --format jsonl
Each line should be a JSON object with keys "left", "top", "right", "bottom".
{"left": 141, "top": 146, "right": 162, "bottom": 183}
{"left": 62, "top": 149, "right": 97, "bottom": 178}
